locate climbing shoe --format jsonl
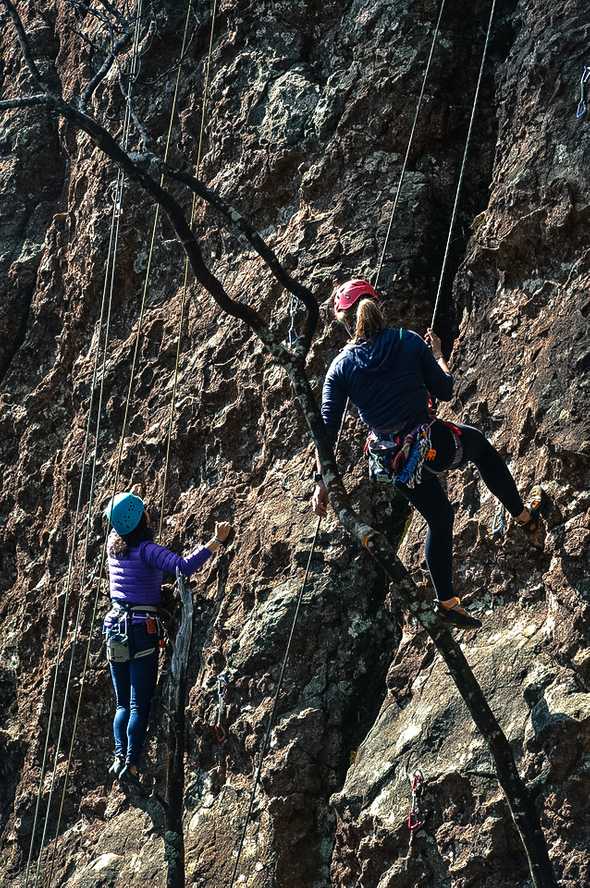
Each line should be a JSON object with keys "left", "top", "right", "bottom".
{"left": 119, "top": 764, "right": 142, "bottom": 788}
{"left": 518, "top": 485, "right": 550, "bottom": 550}
{"left": 436, "top": 596, "right": 482, "bottom": 630}
{"left": 108, "top": 756, "right": 125, "bottom": 778}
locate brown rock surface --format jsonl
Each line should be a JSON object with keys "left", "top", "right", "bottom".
{"left": 0, "top": 1, "right": 589, "bottom": 887}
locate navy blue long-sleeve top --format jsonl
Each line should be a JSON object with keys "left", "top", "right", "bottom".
{"left": 321, "top": 328, "right": 454, "bottom": 444}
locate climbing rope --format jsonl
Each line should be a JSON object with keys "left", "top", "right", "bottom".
{"left": 23, "top": 181, "right": 119, "bottom": 888}
{"left": 158, "top": 0, "right": 219, "bottom": 537}
{"left": 228, "top": 483, "right": 330, "bottom": 888}
{"left": 491, "top": 501, "right": 507, "bottom": 537}
{"left": 230, "top": 3, "right": 500, "bottom": 882}
{"left": 430, "top": 0, "right": 497, "bottom": 331}
{"left": 374, "top": 0, "right": 447, "bottom": 288}
{"left": 228, "top": 8, "right": 457, "bottom": 884}
{"left": 286, "top": 291, "right": 305, "bottom": 351}
{"left": 37, "top": 3, "right": 206, "bottom": 883}
{"left": 25, "top": 8, "right": 145, "bottom": 887}
{"left": 214, "top": 670, "right": 230, "bottom": 743}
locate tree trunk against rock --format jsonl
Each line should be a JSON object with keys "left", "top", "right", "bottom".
{"left": 164, "top": 571, "right": 193, "bottom": 888}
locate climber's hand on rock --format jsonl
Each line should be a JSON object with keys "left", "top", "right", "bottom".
{"left": 215, "top": 521, "right": 232, "bottom": 543}
{"left": 312, "top": 483, "right": 328, "bottom": 517}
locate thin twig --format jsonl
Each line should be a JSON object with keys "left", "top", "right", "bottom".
{"left": 81, "top": 26, "right": 133, "bottom": 108}
{"left": 1, "top": 0, "right": 46, "bottom": 88}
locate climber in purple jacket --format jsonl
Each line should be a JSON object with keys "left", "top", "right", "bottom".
{"left": 103, "top": 491, "right": 231, "bottom": 783}
{"left": 312, "top": 280, "right": 547, "bottom": 630}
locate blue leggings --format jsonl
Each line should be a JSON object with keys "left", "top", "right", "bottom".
{"left": 109, "top": 624, "right": 158, "bottom": 766}
{"left": 398, "top": 422, "right": 524, "bottom": 601}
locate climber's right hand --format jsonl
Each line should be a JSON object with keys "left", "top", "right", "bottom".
{"left": 312, "top": 484, "right": 328, "bottom": 517}
{"left": 214, "top": 521, "right": 232, "bottom": 543}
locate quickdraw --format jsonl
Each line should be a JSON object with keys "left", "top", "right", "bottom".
{"left": 286, "top": 294, "right": 305, "bottom": 352}
{"left": 577, "top": 66, "right": 590, "bottom": 120}
{"left": 491, "top": 502, "right": 507, "bottom": 537}
{"left": 407, "top": 770, "right": 425, "bottom": 856}
{"left": 214, "top": 671, "right": 230, "bottom": 743}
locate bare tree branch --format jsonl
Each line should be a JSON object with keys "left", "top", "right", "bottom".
{"left": 1, "top": 0, "right": 46, "bottom": 90}
{"left": 96, "top": 0, "right": 129, "bottom": 28}
{"left": 29, "top": 94, "right": 287, "bottom": 356}
{"left": 80, "top": 24, "right": 132, "bottom": 109}
{"left": 159, "top": 163, "right": 320, "bottom": 352}
{"left": 0, "top": 94, "right": 51, "bottom": 110}
{"left": 65, "top": 0, "right": 120, "bottom": 32}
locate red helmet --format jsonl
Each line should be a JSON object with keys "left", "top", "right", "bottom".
{"left": 333, "top": 279, "right": 378, "bottom": 312}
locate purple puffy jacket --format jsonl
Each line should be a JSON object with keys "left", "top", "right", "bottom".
{"left": 107, "top": 536, "right": 212, "bottom": 607}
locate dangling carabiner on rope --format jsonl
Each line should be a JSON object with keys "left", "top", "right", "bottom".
{"left": 407, "top": 769, "right": 425, "bottom": 858}
{"left": 286, "top": 294, "right": 306, "bottom": 353}
{"left": 576, "top": 66, "right": 590, "bottom": 120}
{"left": 214, "top": 671, "right": 229, "bottom": 743}
{"left": 491, "top": 501, "right": 507, "bottom": 537}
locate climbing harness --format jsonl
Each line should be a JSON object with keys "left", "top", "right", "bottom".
{"left": 104, "top": 603, "right": 161, "bottom": 663}
{"left": 576, "top": 66, "right": 590, "bottom": 120}
{"left": 366, "top": 418, "right": 463, "bottom": 487}
{"left": 407, "top": 770, "right": 425, "bottom": 856}
{"left": 366, "top": 422, "right": 437, "bottom": 487}
{"left": 214, "top": 671, "right": 230, "bottom": 743}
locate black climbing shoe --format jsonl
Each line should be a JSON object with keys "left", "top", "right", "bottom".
{"left": 436, "top": 597, "right": 482, "bottom": 630}
{"left": 108, "top": 756, "right": 125, "bottom": 778}
{"left": 119, "top": 764, "right": 142, "bottom": 788}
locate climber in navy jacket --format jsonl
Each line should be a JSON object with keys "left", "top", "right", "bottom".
{"left": 312, "top": 279, "right": 545, "bottom": 629}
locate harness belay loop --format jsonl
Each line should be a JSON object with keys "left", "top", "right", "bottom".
{"left": 103, "top": 602, "right": 161, "bottom": 663}
{"left": 366, "top": 420, "right": 462, "bottom": 487}
{"left": 367, "top": 422, "right": 435, "bottom": 488}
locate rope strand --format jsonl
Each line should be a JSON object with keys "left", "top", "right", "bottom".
{"left": 228, "top": 2, "right": 498, "bottom": 882}
{"left": 431, "top": 0, "right": 497, "bottom": 330}
{"left": 374, "top": 0, "right": 447, "bottom": 288}
{"left": 158, "top": 0, "right": 219, "bottom": 538}
{"left": 43, "top": 2, "right": 199, "bottom": 877}
{"left": 25, "top": 6, "right": 145, "bottom": 884}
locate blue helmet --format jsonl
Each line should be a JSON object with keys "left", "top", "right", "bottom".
{"left": 103, "top": 492, "right": 145, "bottom": 535}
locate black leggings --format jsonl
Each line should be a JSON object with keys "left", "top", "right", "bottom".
{"left": 397, "top": 422, "right": 524, "bottom": 602}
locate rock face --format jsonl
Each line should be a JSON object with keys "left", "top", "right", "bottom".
{"left": 0, "top": 1, "right": 589, "bottom": 887}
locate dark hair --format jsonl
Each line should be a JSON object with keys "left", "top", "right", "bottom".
{"left": 108, "top": 512, "right": 154, "bottom": 557}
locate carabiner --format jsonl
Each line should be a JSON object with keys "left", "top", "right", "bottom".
{"left": 577, "top": 67, "right": 590, "bottom": 120}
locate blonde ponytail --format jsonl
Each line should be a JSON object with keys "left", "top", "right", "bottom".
{"left": 353, "top": 298, "right": 384, "bottom": 341}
